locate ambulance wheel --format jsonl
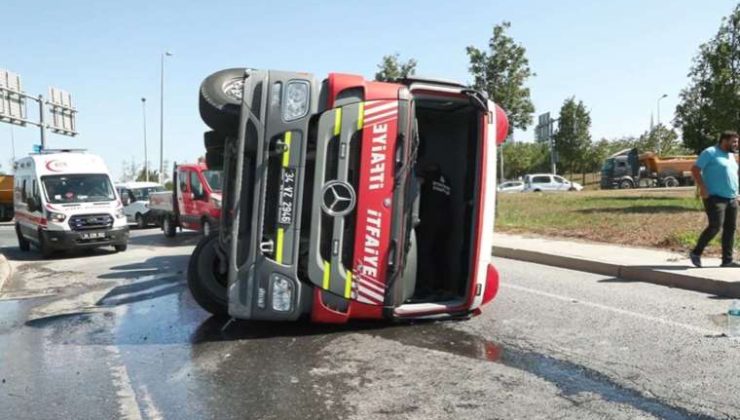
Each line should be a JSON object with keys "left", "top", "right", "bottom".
{"left": 163, "top": 216, "right": 177, "bottom": 238}
{"left": 188, "top": 233, "right": 228, "bottom": 316}
{"left": 199, "top": 68, "right": 246, "bottom": 135}
{"left": 114, "top": 244, "right": 128, "bottom": 252}
{"left": 16, "top": 224, "right": 30, "bottom": 252}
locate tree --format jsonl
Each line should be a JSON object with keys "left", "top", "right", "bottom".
{"left": 136, "top": 167, "right": 159, "bottom": 182}
{"left": 552, "top": 97, "right": 591, "bottom": 177}
{"left": 375, "top": 53, "right": 417, "bottom": 82}
{"left": 467, "top": 21, "right": 536, "bottom": 135}
{"left": 635, "top": 124, "right": 690, "bottom": 156}
{"left": 675, "top": 5, "right": 740, "bottom": 153}
{"left": 501, "top": 142, "right": 549, "bottom": 179}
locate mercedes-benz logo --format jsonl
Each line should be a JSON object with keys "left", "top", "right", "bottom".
{"left": 321, "top": 181, "right": 356, "bottom": 217}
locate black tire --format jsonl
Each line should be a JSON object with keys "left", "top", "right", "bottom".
{"left": 38, "top": 233, "right": 53, "bottom": 259}
{"left": 114, "top": 244, "right": 128, "bottom": 252}
{"left": 205, "top": 149, "right": 224, "bottom": 171}
{"left": 16, "top": 224, "right": 30, "bottom": 252}
{"left": 202, "top": 219, "right": 212, "bottom": 237}
{"left": 204, "top": 130, "right": 228, "bottom": 150}
{"left": 188, "top": 233, "right": 228, "bottom": 316}
{"left": 533, "top": 189, "right": 542, "bottom": 193}
{"left": 199, "top": 68, "right": 246, "bottom": 134}
{"left": 663, "top": 176, "right": 679, "bottom": 188}
{"left": 135, "top": 213, "right": 146, "bottom": 229}
{"left": 163, "top": 216, "right": 177, "bottom": 238}
{"left": 619, "top": 179, "right": 634, "bottom": 189}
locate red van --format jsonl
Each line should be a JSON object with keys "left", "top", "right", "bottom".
{"left": 149, "top": 161, "right": 222, "bottom": 237}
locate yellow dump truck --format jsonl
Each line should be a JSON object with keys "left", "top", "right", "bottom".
{"left": 0, "top": 175, "right": 13, "bottom": 221}
{"left": 601, "top": 148, "right": 697, "bottom": 189}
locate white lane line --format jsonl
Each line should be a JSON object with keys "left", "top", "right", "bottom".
{"left": 104, "top": 344, "right": 143, "bottom": 420}
{"left": 501, "top": 282, "right": 720, "bottom": 336}
{"left": 138, "top": 385, "right": 164, "bottom": 420}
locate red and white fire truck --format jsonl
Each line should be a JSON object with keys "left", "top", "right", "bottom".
{"left": 188, "top": 68, "right": 508, "bottom": 323}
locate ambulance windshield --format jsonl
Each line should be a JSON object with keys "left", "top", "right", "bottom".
{"left": 42, "top": 174, "right": 116, "bottom": 204}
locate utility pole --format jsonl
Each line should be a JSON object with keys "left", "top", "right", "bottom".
{"left": 142, "top": 97, "right": 148, "bottom": 182}
{"left": 159, "top": 51, "right": 173, "bottom": 184}
{"left": 657, "top": 93, "right": 668, "bottom": 155}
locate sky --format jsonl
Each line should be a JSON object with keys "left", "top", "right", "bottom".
{"left": 1, "top": 0, "right": 738, "bottom": 179}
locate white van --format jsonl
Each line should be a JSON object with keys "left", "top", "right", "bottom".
{"left": 13, "top": 150, "right": 129, "bottom": 257}
{"left": 114, "top": 182, "right": 166, "bottom": 228}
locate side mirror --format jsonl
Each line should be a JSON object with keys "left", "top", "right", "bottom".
{"left": 121, "top": 194, "right": 130, "bottom": 206}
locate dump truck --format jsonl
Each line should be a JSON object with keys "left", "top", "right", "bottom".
{"left": 600, "top": 148, "right": 697, "bottom": 189}
{"left": 0, "top": 175, "right": 13, "bottom": 221}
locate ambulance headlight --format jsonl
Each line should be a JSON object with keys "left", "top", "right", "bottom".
{"left": 282, "top": 80, "right": 309, "bottom": 121}
{"left": 47, "top": 211, "right": 66, "bottom": 223}
{"left": 271, "top": 274, "right": 293, "bottom": 312}
{"left": 115, "top": 207, "right": 125, "bottom": 219}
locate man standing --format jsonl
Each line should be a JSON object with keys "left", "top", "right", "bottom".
{"left": 690, "top": 131, "right": 740, "bottom": 267}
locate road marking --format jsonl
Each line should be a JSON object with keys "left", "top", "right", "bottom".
{"left": 138, "top": 385, "right": 164, "bottom": 420}
{"left": 105, "top": 344, "right": 143, "bottom": 420}
{"left": 501, "top": 282, "right": 720, "bottom": 336}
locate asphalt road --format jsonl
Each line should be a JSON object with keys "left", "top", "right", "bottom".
{"left": 0, "top": 225, "right": 738, "bottom": 419}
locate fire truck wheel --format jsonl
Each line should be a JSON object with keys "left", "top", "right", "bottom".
{"left": 163, "top": 216, "right": 177, "bottom": 238}
{"left": 16, "top": 224, "right": 30, "bottom": 252}
{"left": 199, "top": 68, "right": 246, "bottom": 135}
{"left": 188, "top": 233, "right": 228, "bottom": 316}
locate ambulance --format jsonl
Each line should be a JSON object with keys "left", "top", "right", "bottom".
{"left": 13, "top": 150, "right": 129, "bottom": 257}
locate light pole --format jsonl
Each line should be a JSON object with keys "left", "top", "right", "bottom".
{"left": 159, "top": 51, "right": 173, "bottom": 184}
{"left": 656, "top": 93, "right": 668, "bottom": 155}
{"left": 141, "top": 97, "right": 148, "bottom": 182}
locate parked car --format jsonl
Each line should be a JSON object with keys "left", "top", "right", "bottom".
{"left": 13, "top": 150, "right": 129, "bottom": 257}
{"left": 115, "top": 182, "right": 166, "bottom": 228}
{"left": 497, "top": 180, "right": 524, "bottom": 193}
{"left": 149, "top": 161, "right": 222, "bottom": 237}
{"left": 523, "top": 174, "right": 583, "bottom": 192}
{"left": 186, "top": 67, "right": 509, "bottom": 323}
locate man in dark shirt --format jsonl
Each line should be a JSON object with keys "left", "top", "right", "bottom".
{"left": 416, "top": 163, "right": 453, "bottom": 294}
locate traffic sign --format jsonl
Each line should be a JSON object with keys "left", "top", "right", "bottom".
{"left": 0, "top": 69, "right": 27, "bottom": 126}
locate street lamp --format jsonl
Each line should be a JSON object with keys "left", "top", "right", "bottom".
{"left": 656, "top": 93, "right": 668, "bottom": 155}
{"left": 657, "top": 93, "right": 668, "bottom": 127}
{"left": 141, "top": 97, "right": 148, "bottom": 182}
{"left": 159, "top": 51, "right": 173, "bottom": 184}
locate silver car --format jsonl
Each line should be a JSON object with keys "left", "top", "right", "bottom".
{"left": 522, "top": 174, "right": 583, "bottom": 192}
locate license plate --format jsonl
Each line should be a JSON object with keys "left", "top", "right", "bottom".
{"left": 81, "top": 232, "right": 106, "bottom": 240}
{"left": 277, "top": 168, "right": 296, "bottom": 228}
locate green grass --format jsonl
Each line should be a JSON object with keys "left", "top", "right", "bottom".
{"left": 496, "top": 189, "right": 731, "bottom": 255}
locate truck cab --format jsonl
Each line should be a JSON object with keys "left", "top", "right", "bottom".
{"left": 188, "top": 68, "right": 508, "bottom": 323}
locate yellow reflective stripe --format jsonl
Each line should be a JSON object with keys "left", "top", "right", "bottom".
{"left": 344, "top": 271, "right": 352, "bottom": 299}
{"left": 334, "top": 108, "right": 342, "bottom": 136}
{"left": 357, "top": 102, "right": 364, "bottom": 130}
{"left": 282, "top": 131, "right": 292, "bottom": 168}
{"left": 276, "top": 228, "right": 284, "bottom": 264}
{"left": 323, "top": 261, "right": 331, "bottom": 289}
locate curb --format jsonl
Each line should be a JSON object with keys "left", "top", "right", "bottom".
{"left": 493, "top": 246, "right": 740, "bottom": 298}
{"left": 0, "top": 254, "right": 10, "bottom": 294}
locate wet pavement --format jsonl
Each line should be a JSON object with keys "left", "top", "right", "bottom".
{"left": 0, "top": 226, "right": 739, "bottom": 419}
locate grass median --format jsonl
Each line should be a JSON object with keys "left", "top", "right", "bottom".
{"left": 495, "top": 188, "right": 735, "bottom": 255}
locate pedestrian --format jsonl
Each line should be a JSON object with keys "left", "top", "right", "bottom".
{"left": 689, "top": 131, "right": 740, "bottom": 267}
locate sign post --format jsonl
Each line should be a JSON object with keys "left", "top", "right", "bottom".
{"left": 0, "top": 68, "right": 77, "bottom": 152}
